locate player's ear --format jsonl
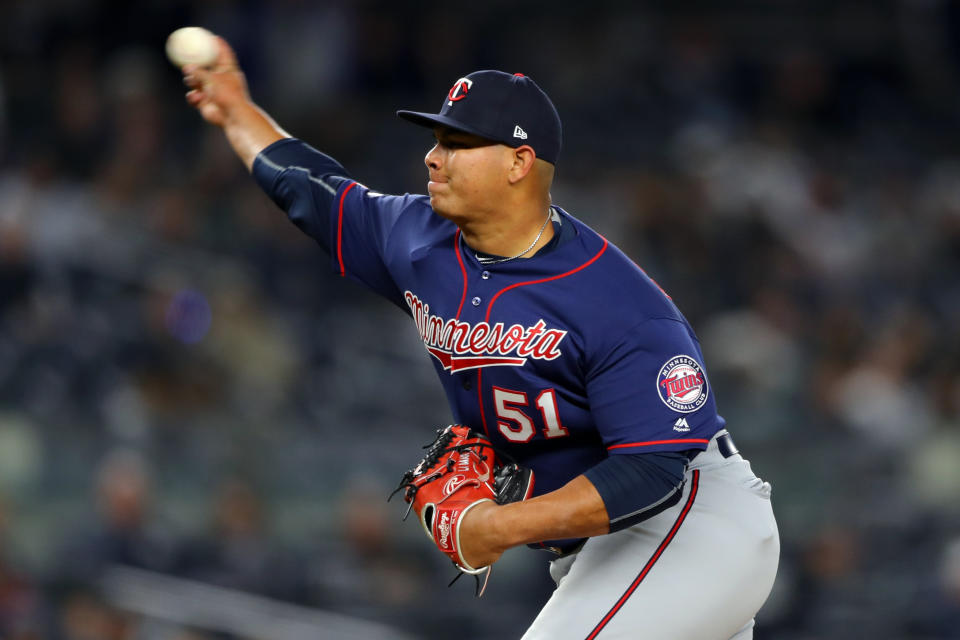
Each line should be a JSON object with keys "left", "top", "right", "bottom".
{"left": 507, "top": 145, "right": 537, "bottom": 184}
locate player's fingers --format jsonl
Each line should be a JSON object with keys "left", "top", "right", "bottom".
{"left": 183, "top": 72, "right": 203, "bottom": 90}
{"left": 212, "top": 36, "right": 239, "bottom": 70}
{"left": 185, "top": 63, "right": 213, "bottom": 82}
{"left": 185, "top": 89, "right": 204, "bottom": 107}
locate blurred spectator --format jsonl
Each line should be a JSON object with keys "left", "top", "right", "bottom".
{"left": 307, "top": 476, "right": 433, "bottom": 632}
{"left": 175, "top": 477, "right": 308, "bottom": 603}
{"left": 0, "top": 496, "right": 41, "bottom": 638}
{"left": 907, "top": 535, "right": 960, "bottom": 638}
{"left": 53, "top": 449, "right": 178, "bottom": 584}
{"left": 54, "top": 587, "right": 132, "bottom": 640}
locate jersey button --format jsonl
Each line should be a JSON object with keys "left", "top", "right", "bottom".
{"left": 471, "top": 296, "right": 481, "bottom": 306}
{"left": 462, "top": 378, "right": 472, "bottom": 390}
{"left": 481, "top": 271, "right": 491, "bottom": 280}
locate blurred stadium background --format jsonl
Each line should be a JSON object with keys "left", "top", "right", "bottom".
{"left": 1, "top": 0, "right": 959, "bottom": 638}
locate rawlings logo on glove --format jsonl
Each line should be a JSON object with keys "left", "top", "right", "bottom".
{"left": 390, "top": 425, "right": 534, "bottom": 596}
{"left": 438, "top": 512, "right": 452, "bottom": 548}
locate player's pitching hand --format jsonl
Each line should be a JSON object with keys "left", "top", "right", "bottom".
{"left": 182, "top": 37, "right": 250, "bottom": 128}
{"left": 456, "top": 500, "right": 506, "bottom": 569}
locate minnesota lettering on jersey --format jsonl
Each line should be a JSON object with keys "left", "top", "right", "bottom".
{"left": 404, "top": 291, "right": 567, "bottom": 373}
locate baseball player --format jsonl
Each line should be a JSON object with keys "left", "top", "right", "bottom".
{"left": 182, "top": 37, "right": 780, "bottom": 639}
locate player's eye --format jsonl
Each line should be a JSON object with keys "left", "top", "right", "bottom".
{"left": 435, "top": 140, "right": 467, "bottom": 151}
{"left": 434, "top": 132, "right": 490, "bottom": 150}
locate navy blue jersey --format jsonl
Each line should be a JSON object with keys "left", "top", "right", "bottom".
{"left": 254, "top": 138, "right": 725, "bottom": 498}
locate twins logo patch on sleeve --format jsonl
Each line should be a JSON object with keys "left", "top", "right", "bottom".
{"left": 656, "top": 355, "right": 708, "bottom": 413}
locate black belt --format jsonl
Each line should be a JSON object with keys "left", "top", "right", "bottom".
{"left": 717, "top": 432, "right": 739, "bottom": 458}
{"left": 546, "top": 538, "right": 587, "bottom": 557}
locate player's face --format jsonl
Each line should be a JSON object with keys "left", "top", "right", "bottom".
{"left": 425, "top": 126, "right": 513, "bottom": 222}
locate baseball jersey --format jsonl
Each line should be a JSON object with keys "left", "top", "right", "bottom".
{"left": 253, "top": 138, "right": 725, "bottom": 500}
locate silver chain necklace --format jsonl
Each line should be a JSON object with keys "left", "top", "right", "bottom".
{"left": 476, "top": 208, "right": 553, "bottom": 265}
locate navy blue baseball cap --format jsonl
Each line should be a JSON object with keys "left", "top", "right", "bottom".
{"left": 397, "top": 70, "right": 562, "bottom": 165}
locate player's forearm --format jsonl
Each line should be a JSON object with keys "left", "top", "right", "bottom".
{"left": 468, "top": 475, "right": 610, "bottom": 564}
{"left": 222, "top": 101, "right": 290, "bottom": 171}
{"left": 500, "top": 475, "right": 610, "bottom": 544}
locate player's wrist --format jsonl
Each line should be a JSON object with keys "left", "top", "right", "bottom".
{"left": 220, "top": 96, "right": 260, "bottom": 129}
{"left": 222, "top": 102, "right": 290, "bottom": 170}
{"left": 460, "top": 500, "right": 507, "bottom": 567}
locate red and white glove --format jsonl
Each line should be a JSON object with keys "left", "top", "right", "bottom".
{"left": 393, "top": 425, "right": 534, "bottom": 589}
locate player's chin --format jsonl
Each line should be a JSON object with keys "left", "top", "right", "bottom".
{"left": 428, "top": 193, "right": 457, "bottom": 220}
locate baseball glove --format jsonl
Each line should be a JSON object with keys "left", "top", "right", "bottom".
{"left": 391, "top": 425, "right": 534, "bottom": 595}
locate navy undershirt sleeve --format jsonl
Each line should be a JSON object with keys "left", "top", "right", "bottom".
{"left": 252, "top": 138, "right": 353, "bottom": 252}
{"left": 584, "top": 451, "right": 693, "bottom": 532}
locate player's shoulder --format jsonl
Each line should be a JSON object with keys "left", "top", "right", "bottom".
{"left": 348, "top": 185, "right": 454, "bottom": 238}
{"left": 348, "top": 183, "right": 432, "bottom": 214}
{"left": 557, "top": 209, "right": 680, "bottom": 321}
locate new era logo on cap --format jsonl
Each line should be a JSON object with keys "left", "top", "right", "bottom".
{"left": 396, "top": 70, "right": 563, "bottom": 164}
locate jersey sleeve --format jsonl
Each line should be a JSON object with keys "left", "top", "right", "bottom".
{"left": 585, "top": 317, "right": 720, "bottom": 455}
{"left": 252, "top": 137, "right": 419, "bottom": 308}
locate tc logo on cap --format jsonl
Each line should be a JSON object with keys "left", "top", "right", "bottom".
{"left": 447, "top": 77, "right": 473, "bottom": 105}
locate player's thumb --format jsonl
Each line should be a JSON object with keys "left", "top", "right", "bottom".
{"left": 212, "top": 36, "right": 240, "bottom": 71}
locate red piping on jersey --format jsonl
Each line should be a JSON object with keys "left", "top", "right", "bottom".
{"left": 631, "top": 259, "right": 672, "bottom": 300}
{"left": 607, "top": 438, "right": 709, "bottom": 450}
{"left": 477, "top": 239, "right": 609, "bottom": 439}
{"left": 453, "top": 229, "right": 468, "bottom": 320}
{"left": 336, "top": 181, "right": 358, "bottom": 277}
{"left": 477, "top": 373, "right": 488, "bottom": 441}
{"left": 585, "top": 469, "right": 700, "bottom": 640}
{"left": 484, "top": 239, "right": 609, "bottom": 323}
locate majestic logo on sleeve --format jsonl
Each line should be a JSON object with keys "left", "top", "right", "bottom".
{"left": 657, "top": 355, "right": 709, "bottom": 413}
{"left": 405, "top": 291, "right": 567, "bottom": 373}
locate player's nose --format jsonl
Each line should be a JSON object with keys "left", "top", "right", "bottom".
{"left": 425, "top": 143, "right": 442, "bottom": 171}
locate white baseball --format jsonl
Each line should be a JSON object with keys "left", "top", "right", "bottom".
{"left": 165, "top": 27, "right": 219, "bottom": 68}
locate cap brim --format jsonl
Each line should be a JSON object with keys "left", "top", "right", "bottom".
{"left": 396, "top": 110, "right": 502, "bottom": 144}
